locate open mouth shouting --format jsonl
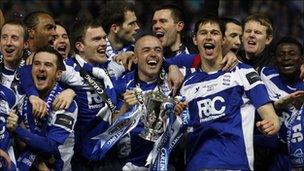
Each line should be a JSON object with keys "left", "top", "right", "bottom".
{"left": 247, "top": 39, "right": 257, "bottom": 48}
{"left": 56, "top": 44, "right": 67, "bottom": 56}
{"left": 155, "top": 31, "right": 165, "bottom": 39}
{"left": 203, "top": 43, "right": 215, "bottom": 56}
{"left": 36, "top": 73, "right": 47, "bottom": 85}
{"left": 154, "top": 31, "right": 165, "bottom": 43}
{"left": 3, "top": 46, "right": 16, "bottom": 56}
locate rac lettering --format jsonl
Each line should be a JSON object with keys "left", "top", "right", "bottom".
{"left": 197, "top": 96, "right": 226, "bottom": 122}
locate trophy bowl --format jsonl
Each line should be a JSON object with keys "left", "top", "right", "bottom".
{"left": 139, "top": 91, "right": 170, "bottom": 142}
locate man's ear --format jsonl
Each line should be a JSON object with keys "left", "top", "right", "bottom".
{"left": 110, "top": 24, "right": 119, "bottom": 34}
{"left": 28, "top": 28, "right": 35, "bottom": 39}
{"left": 24, "top": 40, "right": 29, "bottom": 49}
{"left": 222, "top": 36, "right": 227, "bottom": 44}
{"left": 176, "top": 21, "right": 184, "bottom": 32}
{"left": 192, "top": 35, "right": 197, "bottom": 46}
{"left": 75, "top": 41, "right": 84, "bottom": 53}
{"left": 265, "top": 35, "right": 273, "bottom": 45}
{"left": 133, "top": 55, "right": 138, "bottom": 64}
{"left": 56, "top": 70, "right": 63, "bottom": 80}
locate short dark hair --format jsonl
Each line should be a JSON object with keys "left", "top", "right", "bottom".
{"left": 23, "top": 11, "right": 53, "bottom": 30}
{"left": 1, "top": 20, "right": 29, "bottom": 41}
{"left": 55, "top": 20, "right": 70, "bottom": 36}
{"left": 99, "top": 0, "right": 136, "bottom": 34}
{"left": 221, "top": 17, "right": 241, "bottom": 28}
{"left": 193, "top": 16, "right": 225, "bottom": 37}
{"left": 275, "top": 36, "right": 303, "bottom": 56}
{"left": 33, "top": 45, "right": 66, "bottom": 71}
{"left": 70, "top": 19, "right": 101, "bottom": 54}
{"left": 154, "top": 4, "right": 184, "bottom": 23}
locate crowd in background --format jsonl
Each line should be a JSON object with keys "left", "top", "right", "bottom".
{"left": 1, "top": 0, "right": 303, "bottom": 44}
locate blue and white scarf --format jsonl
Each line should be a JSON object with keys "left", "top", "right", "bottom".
{"left": 91, "top": 103, "right": 146, "bottom": 158}
{"left": 17, "top": 83, "right": 62, "bottom": 170}
{"left": 286, "top": 105, "right": 304, "bottom": 168}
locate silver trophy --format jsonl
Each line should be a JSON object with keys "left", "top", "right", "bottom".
{"left": 138, "top": 90, "right": 173, "bottom": 142}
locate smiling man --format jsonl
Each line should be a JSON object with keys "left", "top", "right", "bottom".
{"left": 259, "top": 37, "right": 304, "bottom": 170}
{"left": 112, "top": 35, "right": 173, "bottom": 170}
{"left": 23, "top": 11, "right": 56, "bottom": 53}
{"left": 0, "top": 21, "right": 27, "bottom": 88}
{"left": 177, "top": 17, "right": 280, "bottom": 170}
{"left": 6, "top": 46, "right": 77, "bottom": 171}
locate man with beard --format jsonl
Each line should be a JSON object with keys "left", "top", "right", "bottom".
{"left": 23, "top": 11, "right": 56, "bottom": 54}
{"left": 103, "top": 1, "right": 189, "bottom": 94}
{"left": 99, "top": 0, "right": 139, "bottom": 61}
{"left": 20, "top": 13, "right": 78, "bottom": 120}
{"left": 20, "top": 11, "right": 57, "bottom": 118}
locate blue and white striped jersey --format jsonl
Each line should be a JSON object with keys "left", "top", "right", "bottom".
{"left": 105, "top": 38, "right": 134, "bottom": 61}
{"left": 16, "top": 84, "right": 78, "bottom": 170}
{"left": 180, "top": 63, "right": 271, "bottom": 170}
{"left": 260, "top": 66, "right": 304, "bottom": 168}
{"left": 260, "top": 66, "right": 303, "bottom": 141}
{"left": 0, "top": 67, "right": 15, "bottom": 88}
{"left": 61, "top": 55, "right": 123, "bottom": 158}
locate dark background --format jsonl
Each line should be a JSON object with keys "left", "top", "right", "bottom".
{"left": 1, "top": 0, "right": 303, "bottom": 44}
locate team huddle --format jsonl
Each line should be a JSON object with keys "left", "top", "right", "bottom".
{"left": 0, "top": 1, "right": 303, "bottom": 171}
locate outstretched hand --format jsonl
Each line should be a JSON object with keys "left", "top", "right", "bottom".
{"left": 275, "top": 91, "right": 304, "bottom": 110}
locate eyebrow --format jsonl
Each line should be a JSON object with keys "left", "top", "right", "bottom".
{"left": 45, "top": 23, "right": 56, "bottom": 28}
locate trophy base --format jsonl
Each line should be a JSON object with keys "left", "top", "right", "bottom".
{"left": 139, "top": 129, "right": 160, "bottom": 142}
